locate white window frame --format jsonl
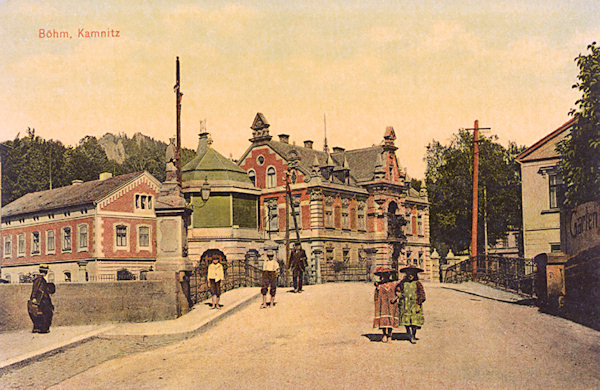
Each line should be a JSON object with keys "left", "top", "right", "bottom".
{"left": 31, "top": 231, "right": 41, "bottom": 256}
{"left": 3, "top": 236, "right": 12, "bottom": 258}
{"left": 62, "top": 227, "right": 72, "bottom": 253}
{"left": 17, "top": 233, "right": 25, "bottom": 257}
{"left": 135, "top": 194, "right": 154, "bottom": 211}
{"left": 46, "top": 229, "right": 55, "bottom": 254}
{"left": 266, "top": 166, "right": 277, "bottom": 188}
{"left": 114, "top": 223, "right": 130, "bottom": 251}
{"left": 248, "top": 169, "right": 256, "bottom": 186}
{"left": 137, "top": 224, "right": 151, "bottom": 251}
{"left": 78, "top": 223, "right": 89, "bottom": 252}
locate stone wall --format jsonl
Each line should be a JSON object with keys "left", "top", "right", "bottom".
{"left": 0, "top": 280, "right": 180, "bottom": 332}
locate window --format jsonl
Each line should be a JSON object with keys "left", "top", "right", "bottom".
{"left": 62, "top": 227, "right": 72, "bottom": 252}
{"left": 46, "top": 230, "right": 55, "bottom": 253}
{"left": 3, "top": 236, "right": 12, "bottom": 258}
{"left": 78, "top": 224, "right": 88, "bottom": 250}
{"left": 417, "top": 214, "right": 423, "bottom": 236}
{"left": 549, "top": 173, "right": 563, "bottom": 209}
{"left": 135, "top": 194, "right": 154, "bottom": 210}
{"left": 116, "top": 225, "right": 128, "bottom": 247}
{"left": 266, "top": 167, "right": 276, "bottom": 188}
{"left": 550, "top": 243, "right": 561, "bottom": 253}
{"left": 325, "top": 206, "right": 333, "bottom": 228}
{"left": 31, "top": 232, "right": 40, "bottom": 255}
{"left": 248, "top": 170, "right": 256, "bottom": 186}
{"left": 17, "top": 234, "right": 25, "bottom": 256}
{"left": 64, "top": 271, "right": 71, "bottom": 282}
{"left": 342, "top": 209, "right": 349, "bottom": 230}
{"left": 266, "top": 200, "right": 279, "bottom": 232}
{"left": 358, "top": 213, "right": 365, "bottom": 231}
{"left": 138, "top": 226, "right": 150, "bottom": 248}
{"left": 257, "top": 155, "right": 265, "bottom": 165}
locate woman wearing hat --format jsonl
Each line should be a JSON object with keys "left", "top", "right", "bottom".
{"left": 393, "top": 266, "right": 426, "bottom": 344}
{"left": 373, "top": 267, "right": 398, "bottom": 343}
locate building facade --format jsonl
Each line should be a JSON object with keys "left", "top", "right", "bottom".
{"left": 0, "top": 171, "right": 160, "bottom": 283}
{"left": 516, "top": 118, "right": 575, "bottom": 259}
{"left": 236, "top": 113, "right": 431, "bottom": 282}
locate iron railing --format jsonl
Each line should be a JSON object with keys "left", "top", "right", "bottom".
{"left": 188, "top": 260, "right": 263, "bottom": 305}
{"left": 443, "top": 255, "right": 536, "bottom": 297}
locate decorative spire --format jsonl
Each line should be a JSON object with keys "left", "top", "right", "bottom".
{"left": 323, "top": 113, "right": 328, "bottom": 152}
{"left": 373, "top": 152, "right": 385, "bottom": 179}
{"left": 383, "top": 126, "right": 397, "bottom": 151}
{"left": 250, "top": 112, "right": 272, "bottom": 143}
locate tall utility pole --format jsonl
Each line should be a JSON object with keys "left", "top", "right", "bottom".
{"left": 174, "top": 57, "right": 183, "bottom": 185}
{"left": 465, "top": 120, "right": 490, "bottom": 280}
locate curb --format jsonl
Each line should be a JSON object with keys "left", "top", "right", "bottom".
{"left": 0, "top": 291, "right": 261, "bottom": 372}
{"left": 0, "top": 325, "right": 114, "bottom": 372}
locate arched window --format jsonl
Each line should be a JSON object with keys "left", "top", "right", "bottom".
{"left": 266, "top": 167, "right": 276, "bottom": 188}
{"left": 248, "top": 169, "right": 256, "bottom": 186}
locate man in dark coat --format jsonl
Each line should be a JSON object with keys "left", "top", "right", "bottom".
{"left": 288, "top": 242, "right": 307, "bottom": 293}
{"left": 27, "top": 264, "right": 55, "bottom": 333}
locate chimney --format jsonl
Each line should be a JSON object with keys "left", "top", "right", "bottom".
{"left": 278, "top": 134, "right": 290, "bottom": 144}
{"left": 332, "top": 146, "right": 345, "bottom": 153}
{"left": 72, "top": 180, "right": 83, "bottom": 185}
{"left": 99, "top": 172, "right": 113, "bottom": 181}
{"left": 304, "top": 140, "right": 313, "bottom": 149}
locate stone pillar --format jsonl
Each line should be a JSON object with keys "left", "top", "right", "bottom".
{"left": 76, "top": 261, "right": 88, "bottom": 283}
{"left": 148, "top": 160, "right": 193, "bottom": 316}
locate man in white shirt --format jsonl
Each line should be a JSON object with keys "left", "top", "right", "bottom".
{"left": 260, "top": 250, "right": 280, "bottom": 308}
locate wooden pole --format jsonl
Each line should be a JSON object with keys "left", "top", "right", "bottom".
{"left": 471, "top": 120, "right": 479, "bottom": 280}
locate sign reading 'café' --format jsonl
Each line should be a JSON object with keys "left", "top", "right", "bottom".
{"left": 561, "top": 200, "right": 600, "bottom": 256}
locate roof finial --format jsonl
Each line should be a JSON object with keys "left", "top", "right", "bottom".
{"left": 323, "top": 113, "right": 329, "bottom": 153}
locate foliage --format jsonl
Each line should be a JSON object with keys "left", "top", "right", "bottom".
{"left": 1, "top": 131, "right": 198, "bottom": 206}
{"left": 410, "top": 178, "right": 422, "bottom": 192}
{"left": 425, "top": 130, "right": 525, "bottom": 256}
{"left": 557, "top": 42, "right": 600, "bottom": 206}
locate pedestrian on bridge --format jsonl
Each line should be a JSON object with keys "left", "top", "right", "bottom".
{"left": 373, "top": 267, "right": 398, "bottom": 343}
{"left": 260, "top": 250, "right": 280, "bottom": 308}
{"left": 206, "top": 250, "right": 226, "bottom": 310}
{"left": 394, "top": 266, "right": 426, "bottom": 344}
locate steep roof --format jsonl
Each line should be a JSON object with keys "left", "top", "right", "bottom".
{"left": 516, "top": 118, "right": 576, "bottom": 163}
{"left": 2, "top": 171, "right": 145, "bottom": 217}
{"left": 264, "top": 140, "right": 377, "bottom": 186}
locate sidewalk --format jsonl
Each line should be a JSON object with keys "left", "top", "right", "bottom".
{"left": 0, "top": 287, "right": 260, "bottom": 371}
{"left": 433, "top": 280, "right": 532, "bottom": 303}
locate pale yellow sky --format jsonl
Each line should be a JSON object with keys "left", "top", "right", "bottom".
{"left": 1, "top": 1, "right": 598, "bottom": 178}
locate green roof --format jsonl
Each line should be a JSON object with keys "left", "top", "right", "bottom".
{"left": 182, "top": 146, "right": 252, "bottom": 184}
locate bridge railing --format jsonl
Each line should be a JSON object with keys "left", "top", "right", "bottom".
{"left": 476, "top": 255, "right": 536, "bottom": 297}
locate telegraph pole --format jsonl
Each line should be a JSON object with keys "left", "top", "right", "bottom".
{"left": 465, "top": 120, "right": 490, "bottom": 280}
{"left": 174, "top": 57, "right": 183, "bottom": 185}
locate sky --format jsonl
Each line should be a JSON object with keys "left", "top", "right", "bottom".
{"left": 0, "top": 0, "right": 599, "bottom": 179}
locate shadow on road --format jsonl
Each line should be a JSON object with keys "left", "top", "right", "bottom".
{"left": 362, "top": 333, "right": 411, "bottom": 342}
{"left": 441, "top": 287, "right": 536, "bottom": 306}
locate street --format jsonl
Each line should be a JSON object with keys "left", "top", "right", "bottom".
{"left": 25, "top": 282, "right": 598, "bottom": 389}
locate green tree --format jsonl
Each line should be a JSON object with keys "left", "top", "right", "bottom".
{"left": 425, "top": 130, "right": 525, "bottom": 257}
{"left": 558, "top": 42, "right": 600, "bottom": 206}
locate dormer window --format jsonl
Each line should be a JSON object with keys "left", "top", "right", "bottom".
{"left": 248, "top": 170, "right": 256, "bottom": 186}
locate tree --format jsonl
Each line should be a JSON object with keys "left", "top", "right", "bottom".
{"left": 558, "top": 42, "right": 600, "bottom": 206}
{"left": 425, "top": 130, "right": 525, "bottom": 257}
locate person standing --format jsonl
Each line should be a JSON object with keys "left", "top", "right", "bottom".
{"left": 288, "top": 242, "right": 307, "bottom": 293}
{"left": 373, "top": 267, "right": 398, "bottom": 343}
{"left": 394, "top": 266, "right": 426, "bottom": 344}
{"left": 27, "top": 264, "right": 55, "bottom": 333}
{"left": 260, "top": 250, "right": 280, "bottom": 308}
{"left": 206, "top": 253, "right": 225, "bottom": 309}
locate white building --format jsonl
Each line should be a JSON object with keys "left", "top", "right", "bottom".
{"left": 516, "top": 118, "right": 575, "bottom": 259}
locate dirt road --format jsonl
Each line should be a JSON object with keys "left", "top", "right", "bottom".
{"left": 48, "top": 282, "right": 600, "bottom": 390}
